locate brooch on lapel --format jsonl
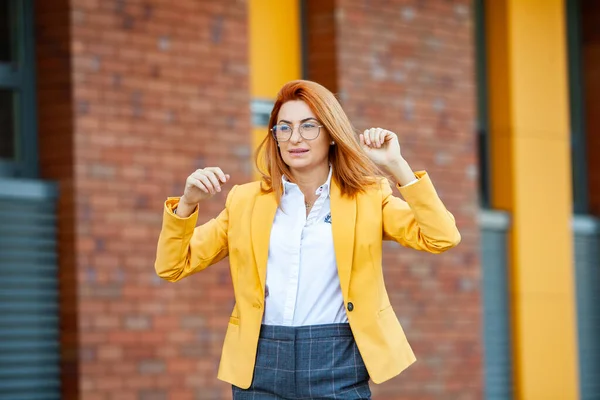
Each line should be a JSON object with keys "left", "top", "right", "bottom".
{"left": 324, "top": 213, "right": 332, "bottom": 224}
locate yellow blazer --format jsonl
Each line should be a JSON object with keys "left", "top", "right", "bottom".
{"left": 155, "top": 171, "right": 460, "bottom": 389}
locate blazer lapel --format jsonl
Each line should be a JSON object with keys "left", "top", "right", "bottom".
{"left": 330, "top": 178, "right": 356, "bottom": 300}
{"left": 251, "top": 189, "right": 278, "bottom": 295}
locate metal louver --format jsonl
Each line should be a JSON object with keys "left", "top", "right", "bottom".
{"left": 0, "top": 179, "right": 60, "bottom": 400}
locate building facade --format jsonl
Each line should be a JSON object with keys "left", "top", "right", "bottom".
{"left": 0, "top": 0, "right": 597, "bottom": 399}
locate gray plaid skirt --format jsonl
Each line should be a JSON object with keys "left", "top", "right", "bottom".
{"left": 232, "top": 323, "right": 371, "bottom": 400}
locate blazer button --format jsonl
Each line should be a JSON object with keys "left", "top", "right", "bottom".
{"left": 347, "top": 302, "right": 354, "bottom": 312}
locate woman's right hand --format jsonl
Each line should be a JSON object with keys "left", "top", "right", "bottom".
{"left": 178, "top": 167, "right": 230, "bottom": 214}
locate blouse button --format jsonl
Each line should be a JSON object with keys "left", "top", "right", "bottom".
{"left": 347, "top": 302, "right": 354, "bottom": 312}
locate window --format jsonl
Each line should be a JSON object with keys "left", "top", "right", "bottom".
{"left": 567, "top": 0, "right": 588, "bottom": 214}
{"left": 0, "top": 0, "right": 37, "bottom": 178}
{"left": 474, "top": 0, "right": 491, "bottom": 209}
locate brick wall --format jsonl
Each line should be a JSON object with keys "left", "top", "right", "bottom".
{"left": 36, "top": 0, "right": 251, "bottom": 398}
{"left": 331, "top": 1, "right": 482, "bottom": 398}
{"left": 35, "top": 0, "right": 480, "bottom": 398}
{"left": 583, "top": 0, "right": 600, "bottom": 216}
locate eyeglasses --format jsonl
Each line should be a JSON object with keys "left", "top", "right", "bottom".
{"left": 270, "top": 121, "right": 323, "bottom": 142}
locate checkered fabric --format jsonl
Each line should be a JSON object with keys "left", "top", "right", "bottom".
{"left": 232, "top": 323, "right": 371, "bottom": 400}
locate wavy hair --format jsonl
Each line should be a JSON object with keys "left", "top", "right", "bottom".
{"left": 255, "top": 80, "right": 382, "bottom": 200}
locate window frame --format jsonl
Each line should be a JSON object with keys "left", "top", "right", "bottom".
{"left": 0, "top": 0, "right": 38, "bottom": 178}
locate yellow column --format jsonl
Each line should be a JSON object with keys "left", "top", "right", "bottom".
{"left": 249, "top": 0, "right": 303, "bottom": 99}
{"left": 249, "top": 0, "right": 303, "bottom": 177}
{"left": 486, "top": 0, "right": 579, "bottom": 399}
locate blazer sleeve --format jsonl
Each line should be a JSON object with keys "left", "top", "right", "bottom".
{"left": 381, "top": 171, "right": 461, "bottom": 253}
{"left": 154, "top": 185, "right": 237, "bottom": 282}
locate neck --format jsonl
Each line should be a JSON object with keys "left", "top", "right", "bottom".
{"left": 289, "top": 162, "right": 330, "bottom": 197}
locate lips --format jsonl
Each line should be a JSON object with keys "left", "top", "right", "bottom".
{"left": 289, "top": 149, "right": 309, "bottom": 154}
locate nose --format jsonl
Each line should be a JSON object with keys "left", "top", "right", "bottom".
{"left": 289, "top": 125, "right": 303, "bottom": 143}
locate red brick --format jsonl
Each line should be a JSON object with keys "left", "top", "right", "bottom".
{"left": 96, "top": 345, "right": 122, "bottom": 361}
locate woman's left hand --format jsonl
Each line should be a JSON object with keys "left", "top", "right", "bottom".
{"left": 359, "top": 127, "right": 403, "bottom": 167}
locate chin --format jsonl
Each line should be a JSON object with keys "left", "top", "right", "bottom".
{"left": 283, "top": 158, "right": 313, "bottom": 171}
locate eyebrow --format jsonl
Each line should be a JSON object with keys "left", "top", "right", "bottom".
{"left": 278, "top": 117, "right": 318, "bottom": 124}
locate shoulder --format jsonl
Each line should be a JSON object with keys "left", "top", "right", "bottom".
{"left": 378, "top": 177, "right": 393, "bottom": 195}
{"left": 351, "top": 177, "right": 390, "bottom": 205}
{"left": 365, "top": 177, "right": 392, "bottom": 196}
{"left": 226, "top": 181, "right": 263, "bottom": 204}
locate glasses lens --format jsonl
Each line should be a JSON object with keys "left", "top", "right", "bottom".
{"left": 273, "top": 124, "right": 292, "bottom": 141}
{"left": 300, "top": 122, "right": 320, "bottom": 140}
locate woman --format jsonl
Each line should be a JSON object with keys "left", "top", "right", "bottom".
{"left": 155, "top": 80, "right": 460, "bottom": 399}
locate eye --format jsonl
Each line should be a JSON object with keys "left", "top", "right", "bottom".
{"left": 301, "top": 122, "right": 318, "bottom": 129}
{"left": 275, "top": 124, "right": 292, "bottom": 132}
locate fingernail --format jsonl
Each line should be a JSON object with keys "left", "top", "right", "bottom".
{"left": 217, "top": 186, "right": 221, "bottom": 192}
{"left": 221, "top": 177, "right": 226, "bottom": 182}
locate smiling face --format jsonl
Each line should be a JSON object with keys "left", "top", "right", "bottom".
{"left": 274, "top": 100, "right": 331, "bottom": 174}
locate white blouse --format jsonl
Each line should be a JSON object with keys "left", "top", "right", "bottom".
{"left": 262, "top": 168, "right": 348, "bottom": 326}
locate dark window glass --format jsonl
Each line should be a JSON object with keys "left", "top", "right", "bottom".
{"left": 0, "top": 0, "right": 13, "bottom": 63}
{"left": 475, "top": 0, "right": 491, "bottom": 208}
{"left": 567, "top": 0, "right": 589, "bottom": 214}
{"left": 0, "top": 89, "right": 15, "bottom": 159}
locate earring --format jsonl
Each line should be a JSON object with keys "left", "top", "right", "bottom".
{"left": 330, "top": 141, "right": 335, "bottom": 145}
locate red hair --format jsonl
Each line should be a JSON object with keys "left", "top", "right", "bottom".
{"left": 255, "top": 80, "right": 382, "bottom": 200}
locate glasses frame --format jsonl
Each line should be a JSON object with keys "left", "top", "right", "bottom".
{"left": 270, "top": 120, "right": 324, "bottom": 142}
